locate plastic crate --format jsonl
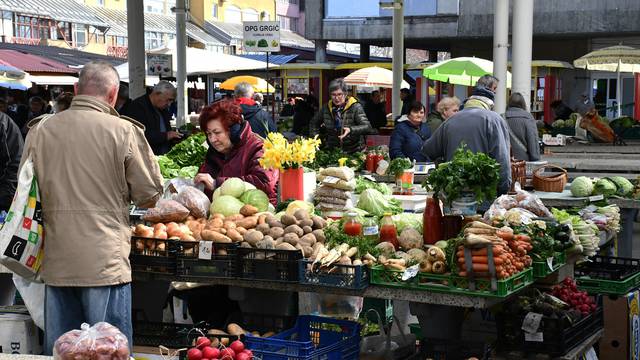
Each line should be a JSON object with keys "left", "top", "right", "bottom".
{"left": 176, "top": 242, "right": 237, "bottom": 279}
{"left": 133, "top": 321, "right": 210, "bottom": 348}
{"left": 370, "top": 266, "right": 533, "bottom": 298}
{"left": 130, "top": 237, "right": 179, "bottom": 275}
{"left": 532, "top": 252, "right": 566, "bottom": 278}
{"left": 575, "top": 255, "right": 640, "bottom": 295}
{"left": 298, "top": 260, "right": 369, "bottom": 290}
{"left": 244, "top": 315, "right": 360, "bottom": 360}
{"left": 550, "top": 128, "right": 576, "bottom": 136}
{"left": 236, "top": 247, "right": 302, "bottom": 282}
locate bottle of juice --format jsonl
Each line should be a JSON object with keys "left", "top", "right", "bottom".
{"left": 379, "top": 213, "right": 399, "bottom": 250}
{"left": 343, "top": 212, "right": 362, "bottom": 236}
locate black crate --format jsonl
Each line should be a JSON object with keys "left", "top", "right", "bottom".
{"left": 236, "top": 247, "right": 302, "bottom": 282}
{"left": 298, "top": 259, "right": 369, "bottom": 290}
{"left": 574, "top": 255, "right": 640, "bottom": 281}
{"left": 130, "top": 237, "right": 179, "bottom": 275}
{"left": 177, "top": 242, "right": 237, "bottom": 279}
{"left": 133, "top": 321, "right": 211, "bottom": 348}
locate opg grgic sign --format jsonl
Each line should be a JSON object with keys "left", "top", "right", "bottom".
{"left": 243, "top": 21, "right": 280, "bottom": 52}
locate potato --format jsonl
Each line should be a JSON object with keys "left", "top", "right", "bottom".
{"left": 275, "top": 237, "right": 284, "bottom": 245}
{"left": 227, "top": 323, "right": 245, "bottom": 336}
{"left": 208, "top": 218, "right": 224, "bottom": 228}
{"left": 280, "top": 214, "right": 297, "bottom": 226}
{"left": 226, "top": 228, "right": 243, "bottom": 242}
{"left": 299, "top": 233, "right": 316, "bottom": 246}
{"left": 276, "top": 242, "right": 297, "bottom": 251}
{"left": 240, "top": 241, "right": 252, "bottom": 248}
{"left": 240, "top": 204, "right": 259, "bottom": 217}
{"left": 311, "top": 215, "right": 327, "bottom": 229}
{"left": 223, "top": 221, "right": 237, "bottom": 230}
{"left": 235, "top": 226, "right": 247, "bottom": 235}
{"left": 267, "top": 219, "right": 284, "bottom": 228}
{"left": 257, "top": 237, "right": 275, "bottom": 249}
{"left": 302, "top": 225, "right": 313, "bottom": 234}
{"left": 299, "top": 219, "right": 314, "bottom": 229}
{"left": 268, "top": 227, "right": 285, "bottom": 239}
{"left": 283, "top": 233, "right": 299, "bottom": 246}
{"left": 201, "top": 229, "right": 232, "bottom": 243}
{"left": 243, "top": 229, "right": 264, "bottom": 246}
{"left": 302, "top": 245, "right": 314, "bottom": 258}
{"left": 236, "top": 216, "right": 259, "bottom": 229}
{"left": 226, "top": 214, "right": 244, "bottom": 222}
{"left": 251, "top": 331, "right": 261, "bottom": 337}
{"left": 217, "top": 248, "right": 228, "bottom": 255}
{"left": 294, "top": 209, "right": 310, "bottom": 221}
{"left": 255, "top": 223, "right": 271, "bottom": 235}
{"left": 284, "top": 224, "right": 304, "bottom": 237}
{"left": 312, "top": 229, "right": 326, "bottom": 243}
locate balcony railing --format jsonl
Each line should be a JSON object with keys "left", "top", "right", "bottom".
{"left": 9, "top": 37, "right": 41, "bottom": 45}
{"left": 107, "top": 45, "right": 128, "bottom": 59}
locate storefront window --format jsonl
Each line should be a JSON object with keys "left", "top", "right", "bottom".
{"left": 224, "top": 5, "right": 242, "bottom": 24}
{"left": 75, "top": 24, "right": 86, "bottom": 46}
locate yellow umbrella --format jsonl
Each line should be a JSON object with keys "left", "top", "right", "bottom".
{"left": 220, "top": 75, "right": 275, "bottom": 93}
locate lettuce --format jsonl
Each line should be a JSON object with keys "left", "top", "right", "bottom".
{"left": 356, "top": 189, "right": 403, "bottom": 216}
{"left": 392, "top": 213, "right": 423, "bottom": 234}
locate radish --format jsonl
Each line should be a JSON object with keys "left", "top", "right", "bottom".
{"left": 187, "top": 348, "right": 203, "bottom": 360}
{"left": 229, "top": 340, "right": 245, "bottom": 354}
{"left": 202, "top": 346, "right": 219, "bottom": 359}
{"left": 235, "top": 353, "right": 250, "bottom": 360}
{"left": 242, "top": 350, "right": 253, "bottom": 357}
{"left": 197, "top": 337, "right": 212, "bottom": 350}
{"left": 220, "top": 348, "right": 236, "bottom": 360}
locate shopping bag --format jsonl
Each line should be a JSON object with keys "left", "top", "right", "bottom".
{"left": 0, "top": 155, "right": 44, "bottom": 281}
{"left": 360, "top": 309, "right": 416, "bottom": 360}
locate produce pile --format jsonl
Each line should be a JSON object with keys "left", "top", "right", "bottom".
{"left": 551, "top": 113, "right": 578, "bottom": 129}
{"left": 187, "top": 333, "right": 253, "bottom": 360}
{"left": 355, "top": 176, "right": 391, "bottom": 195}
{"left": 157, "top": 133, "right": 207, "bottom": 179}
{"left": 484, "top": 185, "right": 552, "bottom": 226}
{"left": 314, "top": 167, "right": 356, "bottom": 213}
{"left": 578, "top": 204, "right": 620, "bottom": 233}
{"left": 550, "top": 277, "right": 597, "bottom": 316}
{"left": 570, "top": 176, "right": 635, "bottom": 198}
{"left": 552, "top": 208, "right": 599, "bottom": 257}
{"left": 310, "top": 148, "right": 366, "bottom": 171}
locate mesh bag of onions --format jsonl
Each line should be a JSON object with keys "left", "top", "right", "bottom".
{"left": 54, "top": 322, "right": 129, "bottom": 360}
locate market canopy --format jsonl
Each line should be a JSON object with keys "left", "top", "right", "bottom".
{"left": 220, "top": 76, "right": 275, "bottom": 93}
{"left": 423, "top": 57, "right": 512, "bottom": 88}
{"left": 343, "top": 66, "right": 410, "bottom": 89}
{"left": 0, "top": 64, "right": 32, "bottom": 90}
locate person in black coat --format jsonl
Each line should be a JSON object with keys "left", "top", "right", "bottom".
{"left": 120, "top": 81, "right": 182, "bottom": 155}
{"left": 364, "top": 90, "right": 387, "bottom": 129}
{"left": 0, "top": 112, "right": 24, "bottom": 211}
{"left": 233, "top": 82, "right": 276, "bottom": 138}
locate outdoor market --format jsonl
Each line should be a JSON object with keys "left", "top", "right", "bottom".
{"left": 1, "top": 1, "right": 640, "bottom": 360}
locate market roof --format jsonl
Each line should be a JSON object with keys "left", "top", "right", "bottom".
{"left": 203, "top": 21, "right": 314, "bottom": 48}
{"left": 0, "top": 0, "right": 108, "bottom": 28}
{"left": 0, "top": 49, "right": 77, "bottom": 73}
{"left": 238, "top": 54, "right": 298, "bottom": 65}
{"left": 88, "top": 6, "right": 224, "bottom": 47}
{"left": 0, "top": 43, "right": 125, "bottom": 67}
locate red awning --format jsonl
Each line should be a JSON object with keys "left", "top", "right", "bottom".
{"left": 0, "top": 50, "right": 77, "bottom": 74}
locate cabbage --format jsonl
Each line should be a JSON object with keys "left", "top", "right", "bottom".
{"left": 239, "top": 189, "right": 270, "bottom": 212}
{"left": 392, "top": 213, "right": 423, "bottom": 234}
{"left": 552, "top": 120, "right": 566, "bottom": 128}
{"left": 593, "top": 178, "right": 617, "bottom": 197}
{"left": 267, "top": 203, "right": 276, "bottom": 213}
{"left": 243, "top": 181, "right": 257, "bottom": 191}
{"left": 285, "top": 200, "right": 314, "bottom": 216}
{"left": 220, "top": 178, "right": 246, "bottom": 198}
{"left": 608, "top": 176, "right": 634, "bottom": 196}
{"left": 210, "top": 195, "right": 245, "bottom": 216}
{"left": 356, "top": 189, "right": 403, "bottom": 216}
{"left": 212, "top": 187, "right": 221, "bottom": 201}
{"left": 570, "top": 176, "right": 594, "bottom": 197}
{"left": 564, "top": 119, "right": 575, "bottom": 127}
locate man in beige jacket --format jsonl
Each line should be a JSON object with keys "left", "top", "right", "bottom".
{"left": 22, "top": 61, "right": 163, "bottom": 353}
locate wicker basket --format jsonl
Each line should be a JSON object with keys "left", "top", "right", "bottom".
{"left": 532, "top": 164, "right": 567, "bottom": 192}
{"left": 510, "top": 158, "right": 526, "bottom": 193}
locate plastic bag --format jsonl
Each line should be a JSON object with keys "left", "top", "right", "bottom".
{"left": 314, "top": 196, "right": 348, "bottom": 205}
{"left": 54, "top": 322, "right": 129, "bottom": 360}
{"left": 175, "top": 186, "right": 210, "bottom": 219}
{"left": 142, "top": 199, "right": 190, "bottom": 223}
{"left": 12, "top": 274, "right": 44, "bottom": 329}
{"left": 483, "top": 183, "right": 551, "bottom": 222}
{"left": 319, "top": 167, "right": 355, "bottom": 181}
{"left": 315, "top": 186, "right": 351, "bottom": 199}
{"left": 317, "top": 174, "right": 356, "bottom": 191}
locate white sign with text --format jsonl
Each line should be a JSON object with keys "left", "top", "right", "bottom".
{"left": 243, "top": 21, "right": 281, "bottom": 52}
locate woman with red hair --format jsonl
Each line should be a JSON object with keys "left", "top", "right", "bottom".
{"left": 194, "top": 100, "right": 278, "bottom": 204}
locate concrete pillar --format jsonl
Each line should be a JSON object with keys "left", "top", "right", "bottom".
{"left": 315, "top": 40, "right": 327, "bottom": 63}
{"left": 175, "top": 0, "right": 188, "bottom": 127}
{"left": 512, "top": 0, "right": 534, "bottom": 110}
{"left": 492, "top": 0, "right": 509, "bottom": 114}
{"left": 360, "top": 44, "right": 370, "bottom": 63}
{"left": 391, "top": 0, "right": 404, "bottom": 119}
{"left": 127, "top": 0, "right": 145, "bottom": 99}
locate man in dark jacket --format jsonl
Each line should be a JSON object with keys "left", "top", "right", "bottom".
{"left": 364, "top": 90, "right": 387, "bottom": 129}
{"left": 234, "top": 82, "right": 276, "bottom": 138}
{"left": 309, "top": 78, "right": 372, "bottom": 154}
{"left": 0, "top": 111, "right": 24, "bottom": 211}
{"left": 120, "top": 80, "right": 181, "bottom": 155}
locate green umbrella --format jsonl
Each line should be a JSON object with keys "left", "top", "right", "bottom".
{"left": 422, "top": 57, "right": 512, "bottom": 88}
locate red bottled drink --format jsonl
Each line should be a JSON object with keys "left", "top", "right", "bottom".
{"left": 343, "top": 212, "right": 363, "bottom": 236}
{"left": 379, "top": 213, "right": 399, "bottom": 250}
{"left": 365, "top": 153, "right": 376, "bottom": 173}
{"left": 423, "top": 196, "right": 443, "bottom": 245}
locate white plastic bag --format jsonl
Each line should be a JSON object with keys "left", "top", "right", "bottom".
{"left": 12, "top": 274, "right": 44, "bottom": 329}
{"left": 53, "top": 322, "right": 129, "bottom": 360}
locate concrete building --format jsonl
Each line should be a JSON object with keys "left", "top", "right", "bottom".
{"left": 306, "top": 0, "right": 640, "bottom": 117}
{"left": 276, "top": 0, "right": 304, "bottom": 35}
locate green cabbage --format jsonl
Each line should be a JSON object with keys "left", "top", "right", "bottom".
{"left": 220, "top": 178, "right": 246, "bottom": 198}
{"left": 239, "top": 189, "right": 270, "bottom": 212}
{"left": 564, "top": 119, "right": 575, "bottom": 127}
{"left": 212, "top": 188, "right": 221, "bottom": 201}
{"left": 210, "top": 195, "right": 245, "bottom": 216}
{"left": 608, "top": 176, "right": 634, "bottom": 196}
{"left": 570, "top": 176, "right": 594, "bottom": 197}
{"left": 552, "top": 120, "right": 566, "bottom": 128}
{"left": 593, "top": 178, "right": 618, "bottom": 197}
{"left": 392, "top": 213, "right": 423, "bottom": 234}
{"left": 243, "top": 182, "right": 257, "bottom": 191}
{"left": 356, "top": 189, "right": 403, "bottom": 216}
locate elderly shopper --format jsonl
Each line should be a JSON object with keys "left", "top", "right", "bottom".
{"left": 426, "top": 97, "right": 461, "bottom": 134}
{"left": 309, "top": 78, "right": 372, "bottom": 154}
{"left": 194, "top": 100, "right": 278, "bottom": 205}
{"left": 504, "top": 93, "right": 541, "bottom": 161}
{"left": 22, "top": 61, "right": 163, "bottom": 353}
{"left": 389, "top": 101, "right": 431, "bottom": 162}
{"left": 234, "top": 82, "right": 276, "bottom": 138}
{"left": 120, "top": 81, "right": 181, "bottom": 154}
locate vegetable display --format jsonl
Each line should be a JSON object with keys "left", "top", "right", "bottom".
{"left": 355, "top": 176, "right": 392, "bottom": 195}
{"left": 186, "top": 333, "right": 254, "bottom": 360}
{"left": 310, "top": 148, "right": 366, "bottom": 171}
{"left": 209, "top": 178, "right": 271, "bottom": 216}
{"left": 551, "top": 278, "right": 597, "bottom": 315}
{"left": 157, "top": 133, "right": 207, "bottom": 178}
{"left": 387, "top": 158, "right": 413, "bottom": 177}
{"left": 356, "top": 189, "right": 403, "bottom": 216}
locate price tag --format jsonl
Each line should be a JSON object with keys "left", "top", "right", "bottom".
{"left": 363, "top": 225, "right": 379, "bottom": 236}
{"left": 521, "top": 312, "right": 543, "bottom": 333}
{"left": 322, "top": 176, "right": 341, "bottom": 184}
{"left": 588, "top": 194, "right": 604, "bottom": 202}
{"left": 547, "top": 257, "right": 554, "bottom": 271}
{"left": 402, "top": 264, "right": 420, "bottom": 281}
{"left": 524, "top": 331, "right": 544, "bottom": 342}
{"left": 198, "top": 241, "right": 212, "bottom": 260}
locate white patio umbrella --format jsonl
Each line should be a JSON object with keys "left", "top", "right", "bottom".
{"left": 343, "top": 66, "right": 410, "bottom": 89}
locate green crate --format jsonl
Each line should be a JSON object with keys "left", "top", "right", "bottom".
{"left": 532, "top": 252, "right": 566, "bottom": 278}
{"left": 577, "top": 271, "right": 640, "bottom": 295}
{"left": 370, "top": 266, "right": 534, "bottom": 298}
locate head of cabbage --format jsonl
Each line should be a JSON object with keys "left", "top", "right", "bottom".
{"left": 220, "top": 178, "right": 246, "bottom": 198}
{"left": 210, "top": 195, "right": 244, "bottom": 216}
{"left": 570, "top": 176, "right": 594, "bottom": 197}
{"left": 593, "top": 178, "right": 617, "bottom": 197}
{"left": 608, "top": 176, "right": 634, "bottom": 196}
{"left": 239, "top": 189, "right": 270, "bottom": 212}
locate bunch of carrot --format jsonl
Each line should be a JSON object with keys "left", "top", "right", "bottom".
{"left": 456, "top": 222, "right": 533, "bottom": 280}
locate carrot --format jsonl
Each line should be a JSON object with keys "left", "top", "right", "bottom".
{"left": 457, "top": 256, "right": 489, "bottom": 264}
{"left": 471, "top": 263, "right": 489, "bottom": 272}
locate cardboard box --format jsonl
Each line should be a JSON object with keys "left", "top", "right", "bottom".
{"left": 599, "top": 290, "right": 640, "bottom": 360}
{"left": 0, "top": 312, "right": 42, "bottom": 354}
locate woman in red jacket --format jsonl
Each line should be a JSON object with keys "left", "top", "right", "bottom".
{"left": 194, "top": 100, "right": 278, "bottom": 205}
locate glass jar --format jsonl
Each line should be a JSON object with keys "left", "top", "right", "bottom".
{"left": 343, "top": 212, "right": 362, "bottom": 236}
{"left": 379, "top": 212, "right": 399, "bottom": 249}
{"left": 362, "top": 216, "right": 380, "bottom": 243}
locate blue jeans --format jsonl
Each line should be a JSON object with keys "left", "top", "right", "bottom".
{"left": 44, "top": 283, "right": 132, "bottom": 355}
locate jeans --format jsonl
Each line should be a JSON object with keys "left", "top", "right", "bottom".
{"left": 44, "top": 283, "right": 132, "bottom": 355}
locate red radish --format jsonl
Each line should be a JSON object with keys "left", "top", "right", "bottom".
{"left": 187, "top": 348, "right": 203, "bottom": 360}
{"left": 220, "top": 348, "right": 236, "bottom": 360}
{"left": 197, "top": 337, "right": 212, "bottom": 350}
{"left": 241, "top": 350, "right": 253, "bottom": 357}
{"left": 202, "top": 346, "right": 219, "bottom": 359}
{"left": 235, "top": 353, "right": 250, "bottom": 360}
{"left": 230, "top": 340, "right": 245, "bottom": 353}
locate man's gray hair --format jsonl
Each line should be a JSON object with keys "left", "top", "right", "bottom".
{"left": 253, "top": 92, "right": 264, "bottom": 103}
{"left": 328, "top": 78, "right": 347, "bottom": 94}
{"left": 153, "top": 80, "right": 177, "bottom": 96}
{"left": 476, "top": 74, "right": 499, "bottom": 89}
{"left": 77, "top": 61, "right": 120, "bottom": 97}
{"left": 234, "top": 82, "right": 254, "bottom": 98}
